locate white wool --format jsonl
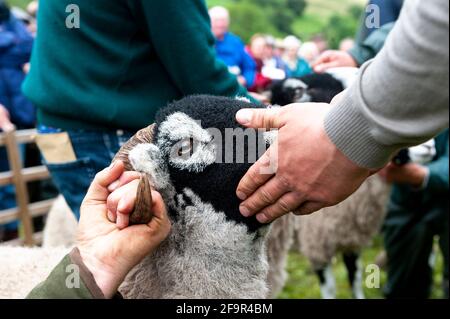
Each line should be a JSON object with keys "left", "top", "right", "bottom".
{"left": 0, "top": 246, "right": 70, "bottom": 299}
{"left": 294, "top": 175, "right": 391, "bottom": 269}
{"left": 43, "top": 195, "right": 77, "bottom": 248}
{"left": 120, "top": 188, "right": 270, "bottom": 299}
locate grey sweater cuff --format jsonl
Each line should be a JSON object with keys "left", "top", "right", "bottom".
{"left": 324, "top": 65, "right": 398, "bottom": 169}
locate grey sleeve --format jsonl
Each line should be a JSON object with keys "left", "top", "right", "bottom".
{"left": 324, "top": 0, "right": 449, "bottom": 169}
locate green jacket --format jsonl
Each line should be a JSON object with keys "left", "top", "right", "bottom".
{"left": 27, "top": 248, "right": 104, "bottom": 299}
{"left": 349, "top": 22, "right": 395, "bottom": 66}
{"left": 385, "top": 131, "right": 449, "bottom": 230}
{"left": 23, "top": 0, "right": 250, "bottom": 131}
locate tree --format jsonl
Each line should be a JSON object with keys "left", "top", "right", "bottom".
{"left": 323, "top": 5, "right": 363, "bottom": 49}
{"left": 286, "top": 0, "right": 307, "bottom": 16}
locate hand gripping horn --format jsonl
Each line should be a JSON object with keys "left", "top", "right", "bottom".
{"left": 112, "top": 124, "right": 156, "bottom": 225}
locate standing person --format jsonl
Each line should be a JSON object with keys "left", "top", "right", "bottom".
{"left": 0, "top": 0, "right": 34, "bottom": 240}
{"left": 0, "top": 103, "right": 16, "bottom": 241}
{"left": 282, "top": 35, "right": 312, "bottom": 78}
{"left": 248, "top": 34, "right": 271, "bottom": 92}
{"left": 299, "top": 42, "right": 320, "bottom": 64}
{"left": 379, "top": 131, "right": 449, "bottom": 299}
{"left": 23, "top": 0, "right": 252, "bottom": 219}
{"left": 209, "top": 6, "right": 256, "bottom": 88}
{"left": 263, "top": 35, "right": 288, "bottom": 80}
{"left": 0, "top": 0, "right": 34, "bottom": 129}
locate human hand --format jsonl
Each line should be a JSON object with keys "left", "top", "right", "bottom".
{"left": 312, "top": 50, "right": 357, "bottom": 73}
{"left": 379, "top": 162, "right": 428, "bottom": 188}
{"left": 238, "top": 75, "right": 247, "bottom": 87}
{"left": 0, "top": 104, "right": 15, "bottom": 132}
{"left": 235, "top": 103, "right": 372, "bottom": 223}
{"left": 23, "top": 63, "right": 31, "bottom": 74}
{"left": 77, "top": 161, "right": 171, "bottom": 298}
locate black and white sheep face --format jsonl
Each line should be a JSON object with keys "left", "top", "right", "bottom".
{"left": 122, "top": 95, "right": 274, "bottom": 298}
{"left": 129, "top": 95, "right": 272, "bottom": 233}
{"left": 271, "top": 73, "right": 346, "bottom": 106}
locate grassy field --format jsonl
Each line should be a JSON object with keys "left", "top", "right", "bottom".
{"left": 279, "top": 236, "right": 446, "bottom": 299}
{"left": 7, "top": 0, "right": 29, "bottom": 9}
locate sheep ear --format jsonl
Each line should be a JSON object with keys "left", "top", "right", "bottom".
{"left": 113, "top": 124, "right": 155, "bottom": 171}
{"left": 112, "top": 124, "right": 156, "bottom": 225}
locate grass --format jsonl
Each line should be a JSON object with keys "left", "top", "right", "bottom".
{"left": 6, "top": 0, "right": 30, "bottom": 9}
{"left": 279, "top": 236, "right": 446, "bottom": 299}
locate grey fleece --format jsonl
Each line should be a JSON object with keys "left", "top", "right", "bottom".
{"left": 325, "top": 0, "right": 449, "bottom": 169}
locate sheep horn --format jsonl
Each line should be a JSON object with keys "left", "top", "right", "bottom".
{"left": 112, "top": 124, "right": 156, "bottom": 225}
{"left": 129, "top": 173, "right": 153, "bottom": 225}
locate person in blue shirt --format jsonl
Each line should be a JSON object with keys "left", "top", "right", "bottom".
{"left": 0, "top": 0, "right": 35, "bottom": 239}
{"left": 209, "top": 6, "right": 256, "bottom": 88}
{"left": 0, "top": 0, "right": 35, "bottom": 129}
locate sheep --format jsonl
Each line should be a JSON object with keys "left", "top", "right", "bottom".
{"left": 42, "top": 195, "right": 77, "bottom": 248}
{"left": 293, "top": 175, "right": 390, "bottom": 299}
{"left": 0, "top": 246, "right": 69, "bottom": 299}
{"left": 0, "top": 95, "right": 294, "bottom": 299}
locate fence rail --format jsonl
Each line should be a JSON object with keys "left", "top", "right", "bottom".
{"left": 0, "top": 129, "right": 56, "bottom": 246}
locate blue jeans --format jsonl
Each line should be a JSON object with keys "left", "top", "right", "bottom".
{"left": 43, "top": 130, "right": 134, "bottom": 219}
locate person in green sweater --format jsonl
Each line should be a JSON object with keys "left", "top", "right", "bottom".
{"left": 22, "top": 0, "right": 251, "bottom": 219}
{"left": 312, "top": 22, "right": 395, "bottom": 72}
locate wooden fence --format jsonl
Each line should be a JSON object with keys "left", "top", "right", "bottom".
{"left": 0, "top": 129, "right": 56, "bottom": 246}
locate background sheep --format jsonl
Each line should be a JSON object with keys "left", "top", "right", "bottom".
{"left": 0, "top": 246, "right": 69, "bottom": 299}
{"left": 294, "top": 175, "right": 390, "bottom": 299}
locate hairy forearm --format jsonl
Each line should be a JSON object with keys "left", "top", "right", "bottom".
{"left": 325, "top": 0, "right": 449, "bottom": 169}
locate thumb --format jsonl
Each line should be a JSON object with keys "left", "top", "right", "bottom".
{"left": 236, "top": 107, "right": 286, "bottom": 130}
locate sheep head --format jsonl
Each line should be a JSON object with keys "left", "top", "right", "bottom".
{"left": 113, "top": 95, "right": 276, "bottom": 298}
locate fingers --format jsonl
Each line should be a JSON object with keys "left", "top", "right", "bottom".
{"left": 314, "top": 61, "right": 341, "bottom": 73}
{"left": 106, "top": 179, "right": 139, "bottom": 229}
{"left": 85, "top": 161, "right": 125, "bottom": 203}
{"left": 311, "top": 51, "right": 334, "bottom": 68}
{"left": 108, "top": 171, "right": 142, "bottom": 192}
{"left": 239, "top": 177, "right": 288, "bottom": 217}
{"left": 236, "top": 148, "right": 277, "bottom": 200}
{"left": 255, "top": 192, "right": 303, "bottom": 223}
{"left": 294, "top": 201, "right": 325, "bottom": 216}
{"left": 236, "top": 107, "right": 287, "bottom": 130}
{"left": 132, "top": 190, "right": 171, "bottom": 248}
{"left": 148, "top": 190, "right": 168, "bottom": 224}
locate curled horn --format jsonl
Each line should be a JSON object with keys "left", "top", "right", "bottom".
{"left": 112, "top": 124, "right": 156, "bottom": 225}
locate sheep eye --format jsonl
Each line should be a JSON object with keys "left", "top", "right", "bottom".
{"left": 177, "top": 138, "right": 194, "bottom": 157}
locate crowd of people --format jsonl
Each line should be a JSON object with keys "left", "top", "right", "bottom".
{"left": 0, "top": 0, "right": 448, "bottom": 300}
{"left": 209, "top": 6, "right": 327, "bottom": 93}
